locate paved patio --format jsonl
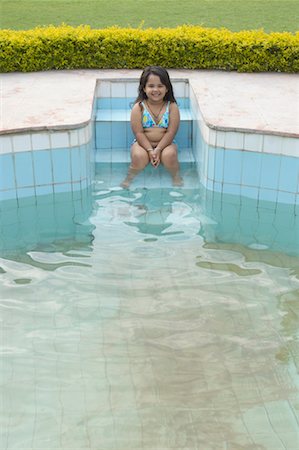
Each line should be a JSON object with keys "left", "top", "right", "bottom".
{"left": 1, "top": 69, "right": 299, "bottom": 137}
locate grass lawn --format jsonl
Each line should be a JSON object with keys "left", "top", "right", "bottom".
{"left": 1, "top": 0, "right": 299, "bottom": 32}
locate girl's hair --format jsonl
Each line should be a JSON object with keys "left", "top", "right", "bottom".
{"left": 135, "top": 66, "right": 177, "bottom": 103}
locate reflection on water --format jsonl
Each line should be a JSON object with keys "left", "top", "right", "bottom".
{"left": 0, "top": 188, "right": 94, "bottom": 271}
{"left": 93, "top": 181, "right": 299, "bottom": 258}
{"left": 1, "top": 165, "right": 299, "bottom": 449}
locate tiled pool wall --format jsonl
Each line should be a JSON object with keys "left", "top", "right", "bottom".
{"left": 189, "top": 86, "right": 299, "bottom": 207}
{"left": 0, "top": 77, "right": 298, "bottom": 208}
{"left": 0, "top": 107, "right": 96, "bottom": 204}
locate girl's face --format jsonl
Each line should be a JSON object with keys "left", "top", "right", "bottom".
{"left": 143, "top": 74, "right": 168, "bottom": 103}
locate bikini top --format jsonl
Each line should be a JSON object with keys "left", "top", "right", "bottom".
{"left": 141, "top": 101, "right": 170, "bottom": 129}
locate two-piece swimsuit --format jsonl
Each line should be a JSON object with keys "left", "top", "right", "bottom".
{"left": 141, "top": 101, "right": 170, "bottom": 128}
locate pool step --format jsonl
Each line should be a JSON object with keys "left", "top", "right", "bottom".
{"left": 95, "top": 108, "right": 193, "bottom": 151}
{"left": 95, "top": 147, "right": 195, "bottom": 163}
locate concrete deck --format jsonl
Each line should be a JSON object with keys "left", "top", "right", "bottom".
{"left": 1, "top": 69, "right": 299, "bottom": 137}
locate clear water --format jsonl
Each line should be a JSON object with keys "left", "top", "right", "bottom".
{"left": 1, "top": 163, "right": 299, "bottom": 449}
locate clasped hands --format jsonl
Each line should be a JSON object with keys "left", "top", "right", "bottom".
{"left": 149, "top": 147, "right": 161, "bottom": 168}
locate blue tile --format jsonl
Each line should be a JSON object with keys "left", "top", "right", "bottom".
{"left": 207, "top": 147, "right": 215, "bottom": 180}
{"left": 277, "top": 191, "right": 296, "bottom": 205}
{"left": 213, "top": 181, "right": 223, "bottom": 193}
{"left": 0, "top": 206, "right": 18, "bottom": 226}
{"left": 112, "top": 121, "right": 127, "bottom": 148}
{"left": 80, "top": 146, "right": 88, "bottom": 179}
{"left": 111, "top": 148, "right": 129, "bottom": 163}
{"left": 115, "top": 98, "right": 129, "bottom": 109}
{"left": 214, "top": 148, "right": 224, "bottom": 182}
{"left": 95, "top": 149, "right": 111, "bottom": 163}
{"left": 96, "top": 122, "right": 112, "bottom": 149}
{"left": 258, "top": 188, "right": 278, "bottom": 203}
{"left": 33, "top": 150, "right": 53, "bottom": 185}
{"left": 51, "top": 148, "right": 71, "bottom": 183}
{"left": 278, "top": 155, "right": 299, "bottom": 193}
{"left": 97, "top": 98, "right": 111, "bottom": 109}
{"left": 70, "top": 147, "right": 81, "bottom": 181}
{"left": 176, "top": 121, "right": 191, "bottom": 148}
{"left": 223, "top": 149, "right": 242, "bottom": 184}
{"left": 81, "top": 178, "right": 88, "bottom": 189}
{"left": 177, "top": 98, "right": 190, "bottom": 108}
{"left": 260, "top": 153, "right": 281, "bottom": 190}
{"left": 15, "top": 152, "right": 34, "bottom": 187}
{"left": 35, "top": 185, "right": 53, "bottom": 196}
{"left": 241, "top": 185, "right": 259, "bottom": 200}
{"left": 111, "top": 110, "right": 128, "bottom": 121}
{"left": 206, "top": 179, "right": 214, "bottom": 191}
{"left": 222, "top": 183, "right": 241, "bottom": 196}
{"left": 242, "top": 151, "right": 262, "bottom": 186}
{"left": 54, "top": 183, "right": 72, "bottom": 194}
{"left": 17, "top": 186, "right": 35, "bottom": 199}
{"left": 0, "top": 154, "right": 15, "bottom": 190}
{"left": 126, "top": 125, "right": 134, "bottom": 147}
{"left": 96, "top": 110, "right": 112, "bottom": 121}
{"left": 0, "top": 189, "right": 17, "bottom": 202}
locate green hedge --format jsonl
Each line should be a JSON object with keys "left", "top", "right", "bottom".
{"left": 1, "top": 25, "right": 298, "bottom": 73}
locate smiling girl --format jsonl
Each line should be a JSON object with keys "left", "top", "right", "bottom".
{"left": 121, "top": 66, "right": 182, "bottom": 188}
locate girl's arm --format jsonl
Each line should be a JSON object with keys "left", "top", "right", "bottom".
{"left": 130, "top": 103, "right": 154, "bottom": 151}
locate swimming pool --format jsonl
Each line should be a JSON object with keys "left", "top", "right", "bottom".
{"left": 1, "top": 77, "right": 299, "bottom": 449}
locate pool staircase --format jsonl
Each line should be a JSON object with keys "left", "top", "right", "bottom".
{"left": 94, "top": 99, "right": 194, "bottom": 164}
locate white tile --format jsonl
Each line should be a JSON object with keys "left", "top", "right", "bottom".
{"left": 189, "top": 89, "right": 197, "bottom": 109}
{"left": 216, "top": 131, "right": 225, "bottom": 148}
{"left": 281, "top": 137, "right": 299, "bottom": 157}
{"left": 183, "top": 82, "right": 189, "bottom": 97}
{"left": 225, "top": 131, "right": 244, "bottom": 150}
{"left": 201, "top": 124, "right": 209, "bottom": 144}
{"left": 173, "top": 81, "right": 186, "bottom": 97}
{"left": 125, "top": 82, "right": 138, "bottom": 97}
{"left": 263, "top": 134, "right": 282, "bottom": 154}
{"left": 78, "top": 127, "right": 87, "bottom": 145}
{"left": 97, "top": 80, "right": 111, "bottom": 97}
{"left": 0, "top": 135, "right": 13, "bottom": 154}
{"left": 69, "top": 129, "right": 79, "bottom": 147}
{"left": 208, "top": 129, "right": 217, "bottom": 147}
{"left": 203, "top": 143, "right": 209, "bottom": 177}
{"left": 244, "top": 132, "right": 263, "bottom": 152}
{"left": 50, "top": 131, "right": 69, "bottom": 149}
{"left": 111, "top": 82, "right": 126, "bottom": 97}
{"left": 198, "top": 119, "right": 204, "bottom": 137}
{"left": 13, "top": 133, "right": 32, "bottom": 152}
{"left": 192, "top": 102, "right": 201, "bottom": 122}
{"left": 192, "top": 102, "right": 200, "bottom": 118}
{"left": 85, "top": 124, "right": 92, "bottom": 142}
{"left": 31, "top": 132, "right": 51, "bottom": 150}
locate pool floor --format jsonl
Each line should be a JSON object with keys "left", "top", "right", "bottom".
{"left": 1, "top": 163, "right": 299, "bottom": 449}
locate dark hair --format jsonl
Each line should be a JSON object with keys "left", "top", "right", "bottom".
{"left": 135, "top": 66, "right": 177, "bottom": 103}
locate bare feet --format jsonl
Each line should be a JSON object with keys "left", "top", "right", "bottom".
{"left": 120, "top": 177, "right": 131, "bottom": 189}
{"left": 172, "top": 174, "right": 184, "bottom": 186}
{"left": 120, "top": 167, "right": 140, "bottom": 189}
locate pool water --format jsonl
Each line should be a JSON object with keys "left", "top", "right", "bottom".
{"left": 1, "top": 162, "right": 299, "bottom": 449}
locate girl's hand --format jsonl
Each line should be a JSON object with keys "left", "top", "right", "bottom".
{"left": 150, "top": 148, "right": 161, "bottom": 168}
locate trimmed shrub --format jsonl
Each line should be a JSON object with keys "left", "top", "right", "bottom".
{"left": 0, "top": 25, "right": 298, "bottom": 73}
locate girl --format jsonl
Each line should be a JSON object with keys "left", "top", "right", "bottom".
{"left": 121, "top": 66, "right": 182, "bottom": 188}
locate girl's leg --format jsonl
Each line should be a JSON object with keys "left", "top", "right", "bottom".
{"left": 121, "top": 143, "right": 149, "bottom": 188}
{"left": 160, "top": 144, "right": 183, "bottom": 186}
